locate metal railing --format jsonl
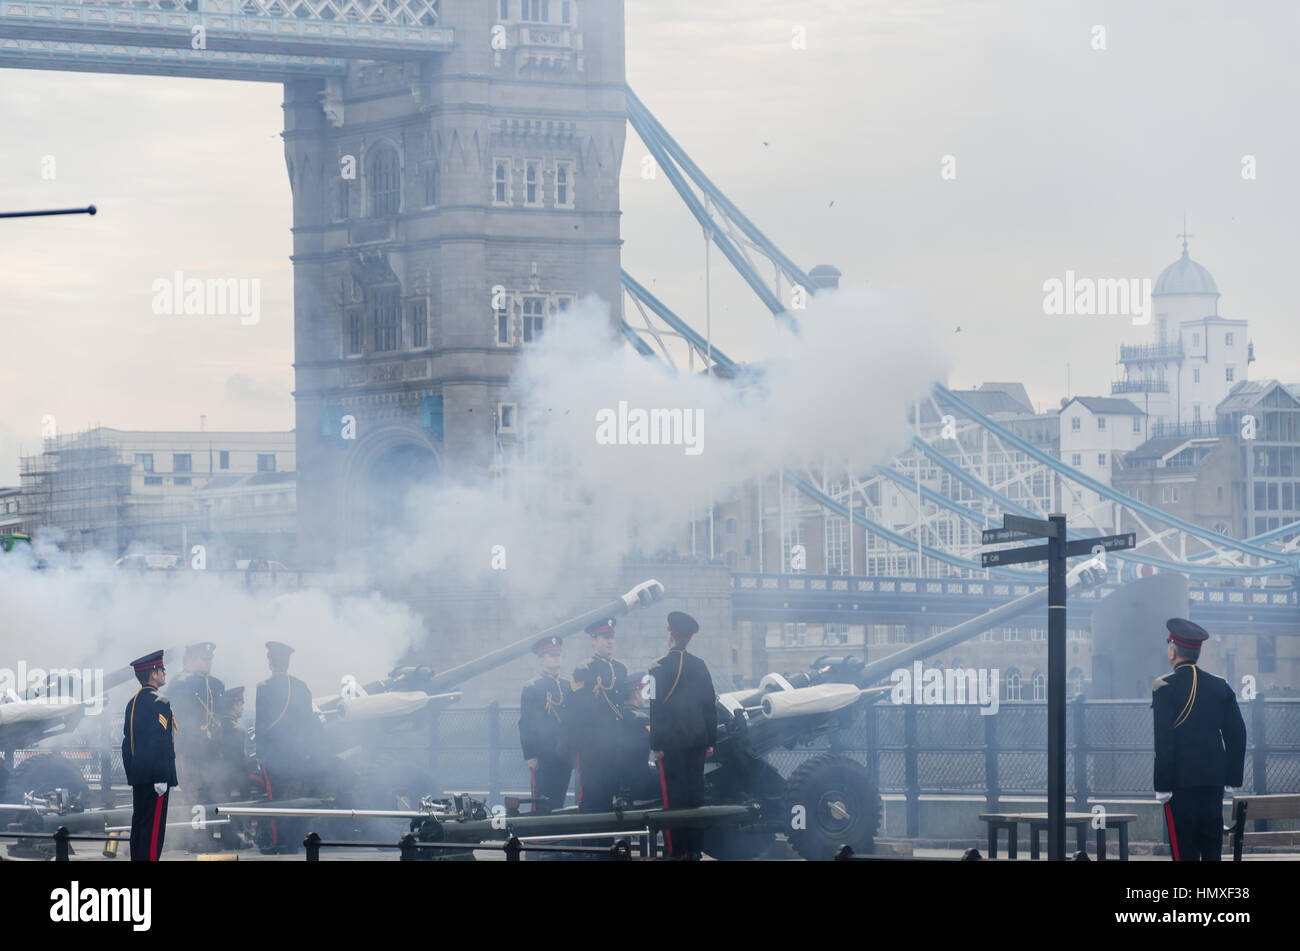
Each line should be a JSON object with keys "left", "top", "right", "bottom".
{"left": 1119, "top": 342, "right": 1184, "bottom": 362}
{"left": 16, "top": 698, "right": 1298, "bottom": 838}
{"left": 1111, "top": 379, "right": 1169, "bottom": 394}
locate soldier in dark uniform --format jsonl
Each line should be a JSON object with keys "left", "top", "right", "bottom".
{"left": 213, "top": 686, "right": 249, "bottom": 848}
{"left": 1153, "top": 618, "right": 1247, "bottom": 861}
{"left": 518, "top": 635, "right": 573, "bottom": 815}
{"left": 216, "top": 686, "right": 249, "bottom": 800}
{"left": 620, "top": 671, "right": 658, "bottom": 803}
{"left": 170, "top": 642, "right": 225, "bottom": 815}
{"left": 649, "top": 611, "right": 717, "bottom": 860}
{"left": 570, "top": 618, "right": 629, "bottom": 814}
{"left": 255, "top": 641, "right": 319, "bottom": 854}
{"left": 121, "top": 650, "right": 179, "bottom": 862}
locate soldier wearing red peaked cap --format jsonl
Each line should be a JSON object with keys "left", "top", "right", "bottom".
{"left": 1152, "top": 618, "right": 1246, "bottom": 861}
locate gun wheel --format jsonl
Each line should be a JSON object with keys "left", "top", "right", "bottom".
{"left": 700, "top": 760, "right": 784, "bottom": 860}
{"left": 783, "top": 753, "right": 880, "bottom": 861}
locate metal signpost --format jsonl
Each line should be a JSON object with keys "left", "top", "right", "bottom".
{"left": 981, "top": 514, "right": 1135, "bottom": 860}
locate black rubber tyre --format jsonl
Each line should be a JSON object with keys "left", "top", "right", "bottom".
{"left": 700, "top": 760, "right": 785, "bottom": 860}
{"left": 8, "top": 752, "right": 90, "bottom": 804}
{"left": 783, "top": 753, "right": 880, "bottom": 861}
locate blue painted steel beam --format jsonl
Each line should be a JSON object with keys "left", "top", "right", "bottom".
{"left": 621, "top": 270, "right": 739, "bottom": 370}
{"left": 730, "top": 574, "right": 1300, "bottom": 634}
{"left": 0, "top": 3, "right": 453, "bottom": 60}
{"left": 618, "top": 320, "right": 658, "bottom": 359}
{"left": 787, "top": 472, "right": 1042, "bottom": 580}
{"left": 873, "top": 464, "right": 991, "bottom": 528}
{"left": 626, "top": 95, "right": 794, "bottom": 328}
{"left": 935, "top": 384, "right": 1296, "bottom": 571}
{"left": 0, "top": 39, "right": 348, "bottom": 80}
{"left": 626, "top": 89, "right": 817, "bottom": 298}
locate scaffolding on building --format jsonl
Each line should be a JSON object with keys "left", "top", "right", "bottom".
{"left": 19, "top": 427, "right": 199, "bottom": 555}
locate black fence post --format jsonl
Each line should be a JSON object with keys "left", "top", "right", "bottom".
{"left": 864, "top": 701, "right": 880, "bottom": 806}
{"left": 983, "top": 706, "right": 999, "bottom": 812}
{"left": 54, "top": 826, "right": 71, "bottom": 862}
{"left": 100, "top": 747, "right": 112, "bottom": 809}
{"left": 305, "top": 832, "right": 320, "bottom": 862}
{"left": 1072, "top": 695, "right": 1089, "bottom": 811}
{"left": 1251, "top": 691, "right": 1268, "bottom": 832}
{"left": 430, "top": 708, "right": 442, "bottom": 794}
{"left": 904, "top": 703, "right": 919, "bottom": 838}
{"left": 488, "top": 701, "right": 501, "bottom": 804}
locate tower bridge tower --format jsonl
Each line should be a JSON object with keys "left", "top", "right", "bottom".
{"left": 286, "top": 0, "right": 626, "bottom": 559}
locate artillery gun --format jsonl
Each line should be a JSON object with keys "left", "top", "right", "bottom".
{"left": 695, "top": 554, "right": 1115, "bottom": 859}
{"left": 305, "top": 580, "right": 668, "bottom": 816}
{"left": 221, "top": 562, "right": 1114, "bottom": 859}
{"left": 3, "top": 581, "right": 667, "bottom": 849}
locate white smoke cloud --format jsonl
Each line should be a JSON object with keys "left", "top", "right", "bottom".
{"left": 1, "top": 284, "right": 951, "bottom": 716}
{"left": 0, "top": 542, "right": 426, "bottom": 719}
{"left": 379, "top": 286, "right": 951, "bottom": 608}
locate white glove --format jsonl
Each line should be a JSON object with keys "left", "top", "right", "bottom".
{"left": 154, "top": 782, "right": 168, "bottom": 796}
{"left": 1155, "top": 791, "right": 1172, "bottom": 804}
{"left": 1224, "top": 786, "right": 1234, "bottom": 796}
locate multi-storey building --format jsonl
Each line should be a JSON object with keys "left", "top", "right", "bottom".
{"left": 18, "top": 428, "right": 294, "bottom": 556}
{"left": 1057, "top": 396, "right": 1144, "bottom": 531}
{"left": 1113, "top": 236, "right": 1253, "bottom": 427}
{"left": 0, "top": 486, "right": 22, "bottom": 535}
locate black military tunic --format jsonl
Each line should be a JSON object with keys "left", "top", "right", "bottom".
{"left": 216, "top": 712, "right": 250, "bottom": 800}
{"left": 171, "top": 671, "right": 225, "bottom": 801}
{"left": 121, "top": 686, "right": 179, "bottom": 861}
{"left": 519, "top": 673, "right": 573, "bottom": 814}
{"left": 255, "top": 672, "right": 318, "bottom": 850}
{"left": 1153, "top": 663, "right": 1247, "bottom": 861}
{"left": 570, "top": 655, "right": 629, "bottom": 813}
{"left": 649, "top": 648, "right": 717, "bottom": 857}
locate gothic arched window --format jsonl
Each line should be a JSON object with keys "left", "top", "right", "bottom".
{"left": 368, "top": 145, "right": 400, "bottom": 218}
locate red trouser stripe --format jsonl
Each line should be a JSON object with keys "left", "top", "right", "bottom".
{"left": 1164, "top": 801, "right": 1180, "bottom": 862}
{"left": 530, "top": 767, "right": 537, "bottom": 813}
{"left": 576, "top": 754, "right": 583, "bottom": 808}
{"left": 658, "top": 758, "right": 673, "bottom": 855}
{"left": 149, "top": 792, "right": 165, "bottom": 861}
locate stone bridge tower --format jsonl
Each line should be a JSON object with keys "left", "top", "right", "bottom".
{"left": 283, "top": 0, "right": 626, "bottom": 561}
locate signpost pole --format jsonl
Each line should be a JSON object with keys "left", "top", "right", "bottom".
{"left": 981, "top": 515, "right": 1131, "bottom": 861}
{"left": 1046, "top": 512, "right": 1067, "bottom": 861}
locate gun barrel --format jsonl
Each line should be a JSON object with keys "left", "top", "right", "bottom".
{"left": 215, "top": 805, "right": 447, "bottom": 820}
{"left": 856, "top": 585, "right": 1049, "bottom": 686}
{"left": 424, "top": 580, "right": 664, "bottom": 693}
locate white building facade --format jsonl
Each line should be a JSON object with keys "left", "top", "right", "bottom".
{"left": 1058, "top": 397, "right": 1145, "bottom": 531}
{"left": 1114, "top": 237, "right": 1252, "bottom": 431}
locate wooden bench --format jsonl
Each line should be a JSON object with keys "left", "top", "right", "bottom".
{"left": 979, "top": 812, "right": 1137, "bottom": 860}
{"left": 1229, "top": 794, "right": 1300, "bottom": 861}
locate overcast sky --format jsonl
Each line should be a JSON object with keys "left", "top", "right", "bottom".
{"left": 2, "top": 0, "right": 1297, "bottom": 485}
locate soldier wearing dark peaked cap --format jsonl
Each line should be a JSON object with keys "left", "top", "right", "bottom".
{"left": 255, "top": 641, "right": 319, "bottom": 853}
{"left": 570, "top": 618, "right": 630, "bottom": 814}
{"left": 216, "top": 686, "right": 250, "bottom": 799}
{"left": 519, "top": 635, "right": 573, "bottom": 815}
{"left": 649, "top": 610, "right": 717, "bottom": 860}
{"left": 170, "top": 641, "right": 225, "bottom": 820}
{"left": 1153, "top": 618, "right": 1247, "bottom": 861}
{"left": 122, "top": 650, "right": 179, "bottom": 861}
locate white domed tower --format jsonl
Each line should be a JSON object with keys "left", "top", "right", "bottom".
{"left": 1152, "top": 230, "right": 1220, "bottom": 342}
{"left": 1114, "top": 227, "right": 1249, "bottom": 431}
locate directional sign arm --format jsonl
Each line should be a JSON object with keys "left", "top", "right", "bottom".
{"left": 1002, "top": 515, "right": 1060, "bottom": 539}
{"left": 982, "top": 528, "right": 1037, "bottom": 545}
{"left": 981, "top": 543, "right": 1050, "bottom": 567}
{"left": 1065, "top": 534, "right": 1136, "bottom": 557}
